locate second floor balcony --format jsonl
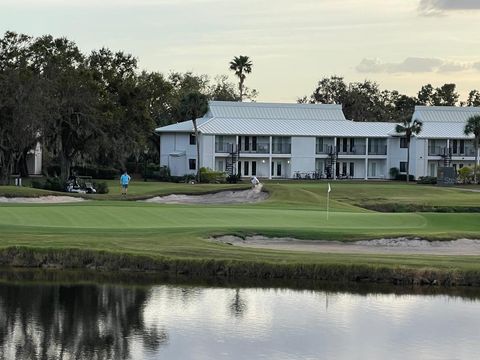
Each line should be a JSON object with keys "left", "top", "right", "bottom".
{"left": 338, "top": 145, "right": 366, "bottom": 156}
{"left": 368, "top": 145, "right": 387, "bottom": 155}
{"left": 272, "top": 143, "right": 291, "bottom": 154}
{"left": 428, "top": 146, "right": 476, "bottom": 157}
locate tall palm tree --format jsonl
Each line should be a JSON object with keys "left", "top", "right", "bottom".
{"left": 229, "top": 55, "right": 252, "bottom": 101}
{"left": 179, "top": 91, "right": 209, "bottom": 182}
{"left": 465, "top": 115, "right": 480, "bottom": 183}
{"left": 395, "top": 117, "right": 423, "bottom": 183}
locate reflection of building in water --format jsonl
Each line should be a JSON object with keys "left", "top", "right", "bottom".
{"left": 0, "top": 283, "right": 167, "bottom": 360}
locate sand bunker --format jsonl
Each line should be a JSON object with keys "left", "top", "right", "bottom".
{"left": 143, "top": 184, "right": 268, "bottom": 205}
{"left": 212, "top": 235, "right": 480, "bottom": 255}
{"left": 0, "top": 196, "right": 85, "bottom": 204}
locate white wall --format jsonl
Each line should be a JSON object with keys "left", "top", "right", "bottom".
{"left": 387, "top": 137, "right": 408, "bottom": 178}
{"left": 201, "top": 134, "right": 215, "bottom": 170}
{"left": 290, "top": 136, "right": 315, "bottom": 178}
{"left": 160, "top": 133, "right": 197, "bottom": 176}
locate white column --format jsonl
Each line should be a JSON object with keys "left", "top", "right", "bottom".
{"left": 424, "top": 139, "right": 429, "bottom": 177}
{"left": 235, "top": 135, "right": 239, "bottom": 175}
{"left": 333, "top": 137, "right": 337, "bottom": 180}
{"left": 365, "top": 138, "right": 369, "bottom": 180}
{"left": 268, "top": 136, "right": 272, "bottom": 180}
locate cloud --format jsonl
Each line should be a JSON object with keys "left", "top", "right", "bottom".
{"left": 356, "top": 57, "right": 479, "bottom": 74}
{"left": 418, "top": 0, "right": 480, "bottom": 16}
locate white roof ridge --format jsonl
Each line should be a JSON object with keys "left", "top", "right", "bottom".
{"left": 415, "top": 105, "right": 480, "bottom": 111}
{"left": 209, "top": 101, "right": 342, "bottom": 109}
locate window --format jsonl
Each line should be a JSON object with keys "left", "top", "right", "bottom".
{"left": 244, "top": 136, "right": 250, "bottom": 151}
{"left": 316, "top": 138, "right": 324, "bottom": 153}
{"left": 252, "top": 161, "right": 257, "bottom": 176}
{"left": 460, "top": 140, "right": 465, "bottom": 154}
{"left": 189, "top": 159, "right": 196, "bottom": 170}
{"left": 244, "top": 161, "right": 249, "bottom": 176}
{"left": 189, "top": 134, "right": 196, "bottom": 145}
{"left": 252, "top": 137, "right": 257, "bottom": 152}
{"left": 452, "top": 140, "right": 458, "bottom": 154}
{"left": 400, "top": 138, "right": 408, "bottom": 148}
{"left": 399, "top": 161, "right": 407, "bottom": 173}
{"left": 349, "top": 162, "right": 355, "bottom": 177}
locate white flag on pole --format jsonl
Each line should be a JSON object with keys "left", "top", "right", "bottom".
{"left": 328, "top": 183, "right": 331, "bottom": 193}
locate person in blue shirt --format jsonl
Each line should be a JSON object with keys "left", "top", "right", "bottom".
{"left": 120, "top": 170, "right": 131, "bottom": 197}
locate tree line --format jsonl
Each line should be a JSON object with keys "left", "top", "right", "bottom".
{"left": 299, "top": 76, "right": 480, "bottom": 122}
{"left": 0, "top": 31, "right": 249, "bottom": 184}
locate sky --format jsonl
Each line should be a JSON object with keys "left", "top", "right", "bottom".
{"left": 1, "top": 0, "right": 480, "bottom": 102}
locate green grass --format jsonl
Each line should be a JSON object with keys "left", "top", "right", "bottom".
{"left": 0, "top": 181, "right": 480, "bottom": 283}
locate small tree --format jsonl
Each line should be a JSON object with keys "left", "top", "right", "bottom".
{"left": 464, "top": 115, "right": 480, "bottom": 184}
{"left": 395, "top": 117, "right": 423, "bottom": 183}
{"left": 229, "top": 55, "right": 252, "bottom": 101}
{"left": 179, "top": 91, "right": 209, "bottom": 182}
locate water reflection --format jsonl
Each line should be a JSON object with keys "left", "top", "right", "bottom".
{"left": 0, "top": 270, "right": 480, "bottom": 360}
{"left": 0, "top": 283, "right": 167, "bottom": 360}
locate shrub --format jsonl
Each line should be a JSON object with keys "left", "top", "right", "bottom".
{"left": 227, "top": 174, "right": 241, "bottom": 184}
{"left": 458, "top": 166, "right": 473, "bottom": 184}
{"left": 396, "top": 174, "right": 415, "bottom": 181}
{"left": 31, "top": 179, "right": 44, "bottom": 189}
{"left": 199, "top": 167, "right": 227, "bottom": 183}
{"left": 389, "top": 167, "right": 400, "bottom": 180}
{"left": 44, "top": 177, "right": 65, "bottom": 191}
{"left": 153, "top": 166, "right": 171, "bottom": 181}
{"left": 417, "top": 176, "right": 437, "bottom": 184}
{"left": 93, "top": 181, "right": 109, "bottom": 194}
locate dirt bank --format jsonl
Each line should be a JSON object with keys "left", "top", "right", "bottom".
{"left": 0, "top": 196, "right": 85, "bottom": 204}
{"left": 212, "top": 236, "right": 480, "bottom": 256}
{"left": 142, "top": 184, "right": 268, "bottom": 204}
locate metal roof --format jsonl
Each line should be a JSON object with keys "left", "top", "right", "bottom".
{"left": 413, "top": 106, "right": 480, "bottom": 123}
{"left": 155, "top": 117, "right": 211, "bottom": 133}
{"left": 198, "top": 118, "right": 394, "bottom": 137}
{"left": 417, "top": 122, "right": 475, "bottom": 139}
{"left": 206, "top": 101, "right": 346, "bottom": 120}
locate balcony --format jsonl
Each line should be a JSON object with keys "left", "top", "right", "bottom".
{"left": 338, "top": 145, "right": 366, "bottom": 156}
{"left": 215, "top": 143, "right": 236, "bottom": 153}
{"left": 316, "top": 145, "right": 336, "bottom": 155}
{"left": 428, "top": 146, "right": 448, "bottom": 156}
{"left": 240, "top": 142, "right": 270, "bottom": 154}
{"left": 453, "top": 147, "right": 476, "bottom": 157}
{"left": 368, "top": 145, "right": 387, "bottom": 155}
{"left": 272, "top": 143, "right": 291, "bottom": 154}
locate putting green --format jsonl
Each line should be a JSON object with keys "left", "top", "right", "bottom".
{"left": 0, "top": 201, "right": 478, "bottom": 241}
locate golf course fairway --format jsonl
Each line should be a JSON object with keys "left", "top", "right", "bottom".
{"left": 0, "top": 181, "right": 479, "bottom": 286}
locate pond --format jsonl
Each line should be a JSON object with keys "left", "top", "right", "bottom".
{"left": 0, "top": 272, "right": 479, "bottom": 360}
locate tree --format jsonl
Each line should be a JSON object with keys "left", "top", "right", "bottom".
{"left": 395, "top": 117, "right": 423, "bottom": 183}
{"left": 417, "top": 83, "right": 459, "bottom": 106}
{"left": 29, "top": 35, "right": 101, "bottom": 180}
{"left": 301, "top": 76, "right": 416, "bottom": 122}
{"left": 464, "top": 115, "right": 480, "bottom": 183}
{"left": 179, "top": 91, "right": 209, "bottom": 181}
{"left": 0, "top": 31, "right": 47, "bottom": 183}
{"left": 467, "top": 90, "right": 480, "bottom": 107}
{"left": 229, "top": 55, "right": 252, "bottom": 101}
{"left": 0, "top": 70, "right": 46, "bottom": 183}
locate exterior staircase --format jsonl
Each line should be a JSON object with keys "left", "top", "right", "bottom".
{"left": 225, "top": 143, "right": 240, "bottom": 176}
{"left": 442, "top": 147, "right": 452, "bottom": 167}
{"left": 325, "top": 145, "right": 337, "bottom": 179}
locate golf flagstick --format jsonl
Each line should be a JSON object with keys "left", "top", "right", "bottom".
{"left": 326, "top": 183, "right": 331, "bottom": 221}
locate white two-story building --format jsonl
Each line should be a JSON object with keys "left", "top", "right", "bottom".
{"left": 155, "top": 101, "right": 480, "bottom": 180}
